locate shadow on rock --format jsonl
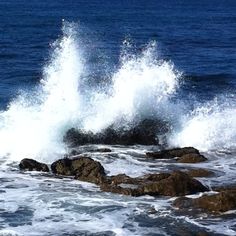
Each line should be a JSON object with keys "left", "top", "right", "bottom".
{"left": 63, "top": 119, "right": 170, "bottom": 146}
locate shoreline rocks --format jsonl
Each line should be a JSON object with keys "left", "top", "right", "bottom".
{"left": 51, "top": 156, "right": 106, "bottom": 184}
{"left": 19, "top": 146, "right": 235, "bottom": 213}
{"left": 146, "top": 147, "right": 207, "bottom": 163}
{"left": 173, "top": 188, "right": 236, "bottom": 213}
{"left": 19, "top": 158, "right": 49, "bottom": 172}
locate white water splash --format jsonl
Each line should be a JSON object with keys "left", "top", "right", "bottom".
{"left": 82, "top": 42, "right": 180, "bottom": 132}
{"left": 0, "top": 23, "right": 180, "bottom": 162}
{"left": 0, "top": 22, "right": 83, "bottom": 161}
{"left": 170, "top": 97, "right": 236, "bottom": 151}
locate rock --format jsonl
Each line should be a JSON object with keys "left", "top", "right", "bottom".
{"left": 142, "top": 171, "right": 208, "bottom": 196}
{"left": 63, "top": 128, "right": 96, "bottom": 146}
{"left": 19, "top": 158, "right": 49, "bottom": 172}
{"left": 94, "top": 148, "right": 112, "bottom": 153}
{"left": 177, "top": 153, "right": 207, "bottom": 163}
{"left": 143, "top": 173, "right": 171, "bottom": 181}
{"left": 101, "top": 171, "right": 208, "bottom": 197}
{"left": 212, "top": 185, "right": 236, "bottom": 192}
{"left": 51, "top": 156, "right": 106, "bottom": 184}
{"left": 174, "top": 226, "right": 209, "bottom": 236}
{"left": 186, "top": 169, "right": 214, "bottom": 178}
{"left": 173, "top": 190, "right": 236, "bottom": 213}
{"left": 63, "top": 119, "right": 168, "bottom": 146}
{"left": 100, "top": 183, "right": 142, "bottom": 196}
{"left": 146, "top": 147, "right": 200, "bottom": 159}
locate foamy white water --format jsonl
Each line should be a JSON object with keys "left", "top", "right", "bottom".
{"left": 0, "top": 22, "right": 83, "bottom": 161}
{"left": 82, "top": 41, "right": 180, "bottom": 132}
{"left": 0, "top": 23, "right": 182, "bottom": 162}
{"left": 171, "top": 97, "right": 236, "bottom": 151}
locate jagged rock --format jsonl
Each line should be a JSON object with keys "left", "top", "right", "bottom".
{"left": 19, "top": 158, "right": 49, "bottom": 172}
{"left": 173, "top": 189, "right": 236, "bottom": 213}
{"left": 146, "top": 147, "right": 200, "bottom": 159}
{"left": 142, "top": 171, "right": 208, "bottom": 196}
{"left": 186, "top": 168, "right": 214, "bottom": 178}
{"left": 101, "top": 171, "right": 208, "bottom": 197}
{"left": 51, "top": 156, "right": 106, "bottom": 184}
{"left": 177, "top": 153, "right": 207, "bottom": 163}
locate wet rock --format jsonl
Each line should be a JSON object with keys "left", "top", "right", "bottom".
{"left": 51, "top": 156, "right": 106, "bottom": 184}
{"left": 175, "top": 226, "right": 209, "bottom": 236}
{"left": 94, "top": 148, "right": 112, "bottom": 153}
{"left": 143, "top": 173, "right": 171, "bottom": 181}
{"left": 212, "top": 185, "right": 236, "bottom": 192}
{"left": 142, "top": 171, "right": 208, "bottom": 196}
{"left": 173, "top": 190, "right": 236, "bottom": 213}
{"left": 64, "top": 128, "right": 96, "bottom": 146}
{"left": 19, "top": 158, "right": 49, "bottom": 172}
{"left": 177, "top": 153, "right": 207, "bottom": 163}
{"left": 101, "top": 171, "right": 208, "bottom": 197}
{"left": 146, "top": 147, "right": 200, "bottom": 159}
{"left": 186, "top": 168, "right": 214, "bottom": 178}
{"left": 63, "top": 119, "right": 168, "bottom": 146}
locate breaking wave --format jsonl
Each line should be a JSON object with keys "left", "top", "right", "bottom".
{"left": 0, "top": 21, "right": 235, "bottom": 161}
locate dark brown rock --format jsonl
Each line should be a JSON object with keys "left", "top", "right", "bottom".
{"left": 100, "top": 183, "right": 142, "bottom": 196}
{"left": 177, "top": 153, "right": 207, "bottom": 163}
{"left": 101, "top": 171, "right": 208, "bottom": 197}
{"left": 19, "top": 158, "right": 49, "bottom": 172}
{"left": 186, "top": 168, "right": 214, "bottom": 178}
{"left": 143, "top": 173, "right": 171, "bottom": 181}
{"left": 142, "top": 171, "right": 208, "bottom": 196}
{"left": 51, "top": 156, "right": 106, "bottom": 184}
{"left": 146, "top": 147, "right": 200, "bottom": 159}
{"left": 212, "top": 185, "right": 236, "bottom": 192}
{"left": 173, "top": 190, "right": 236, "bottom": 213}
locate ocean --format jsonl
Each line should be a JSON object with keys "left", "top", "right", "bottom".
{"left": 0, "top": 1, "right": 236, "bottom": 235}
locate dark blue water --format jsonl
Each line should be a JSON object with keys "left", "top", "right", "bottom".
{"left": 1, "top": 0, "right": 236, "bottom": 108}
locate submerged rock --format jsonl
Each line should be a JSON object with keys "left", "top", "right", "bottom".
{"left": 146, "top": 147, "right": 200, "bottom": 159}
{"left": 173, "top": 189, "right": 236, "bottom": 213}
{"left": 51, "top": 156, "right": 106, "bottom": 184}
{"left": 19, "top": 158, "right": 49, "bottom": 172}
{"left": 63, "top": 119, "right": 169, "bottom": 146}
{"left": 94, "top": 148, "right": 112, "bottom": 153}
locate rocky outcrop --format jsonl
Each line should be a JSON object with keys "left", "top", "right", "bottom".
{"left": 19, "top": 158, "right": 49, "bottom": 172}
{"left": 173, "top": 189, "right": 236, "bottom": 213}
{"left": 142, "top": 171, "right": 208, "bottom": 196}
{"left": 146, "top": 147, "right": 200, "bottom": 159}
{"left": 63, "top": 119, "right": 169, "bottom": 146}
{"left": 51, "top": 156, "right": 106, "bottom": 184}
{"left": 101, "top": 171, "right": 208, "bottom": 197}
{"left": 19, "top": 147, "right": 210, "bottom": 198}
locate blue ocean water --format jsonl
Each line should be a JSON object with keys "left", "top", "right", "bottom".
{"left": 0, "top": 1, "right": 236, "bottom": 235}
{"left": 1, "top": 0, "right": 236, "bottom": 107}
